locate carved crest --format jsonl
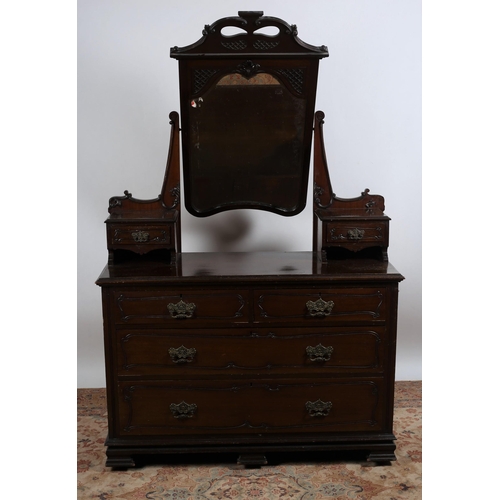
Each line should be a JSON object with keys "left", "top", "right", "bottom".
{"left": 170, "top": 11, "right": 328, "bottom": 60}
{"left": 236, "top": 60, "right": 261, "bottom": 79}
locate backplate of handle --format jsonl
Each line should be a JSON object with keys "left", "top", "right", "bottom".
{"left": 167, "top": 299, "right": 196, "bottom": 319}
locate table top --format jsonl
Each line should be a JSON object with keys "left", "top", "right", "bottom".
{"left": 96, "top": 252, "right": 404, "bottom": 286}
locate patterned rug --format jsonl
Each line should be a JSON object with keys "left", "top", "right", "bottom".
{"left": 77, "top": 381, "right": 421, "bottom": 499}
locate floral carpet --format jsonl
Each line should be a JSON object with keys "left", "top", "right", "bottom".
{"left": 77, "top": 381, "right": 421, "bottom": 499}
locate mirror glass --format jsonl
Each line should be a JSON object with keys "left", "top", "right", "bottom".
{"left": 185, "top": 72, "right": 307, "bottom": 216}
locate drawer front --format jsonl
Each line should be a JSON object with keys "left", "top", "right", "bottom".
{"left": 113, "top": 290, "right": 249, "bottom": 326}
{"left": 116, "top": 327, "right": 385, "bottom": 377}
{"left": 109, "top": 224, "right": 172, "bottom": 246}
{"left": 254, "top": 288, "right": 386, "bottom": 324}
{"left": 325, "top": 221, "right": 389, "bottom": 248}
{"left": 117, "top": 378, "right": 385, "bottom": 437}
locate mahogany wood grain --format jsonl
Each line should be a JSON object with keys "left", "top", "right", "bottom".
{"left": 97, "top": 11, "right": 403, "bottom": 468}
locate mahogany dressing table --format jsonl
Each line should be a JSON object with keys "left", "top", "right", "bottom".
{"left": 96, "top": 12, "right": 404, "bottom": 468}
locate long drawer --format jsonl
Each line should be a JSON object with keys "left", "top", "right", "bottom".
{"left": 115, "top": 327, "right": 385, "bottom": 377}
{"left": 112, "top": 289, "right": 250, "bottom": 326}
{"left": 117, "top": 378, "right": 386, "bottom": 437}
{"left": 254, "top": 287, "right": 386, "bottom": 324}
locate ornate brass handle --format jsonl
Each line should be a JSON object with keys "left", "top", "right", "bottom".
{"left": 306, "top": 298, "right": 334, "bottom": 317}
{"left": 306, "top": 344, "right": 333, "bottom": 362}
{"left": 167, "top": 299, "right": 196, "bottom": 319}
{"left": 170, "top": 401, "right": 197, "bottom": 419}
{"left": 168, "top": 345, "right": 197, "bottom": 364}
{"left": 305, "top": 399, "right": 332, "bottom": 417}
{"left": 131, "top": 230, "right": 149, "bottom": 242}
{"left": 347, "top": 228, "right": 365, "bottom": 240}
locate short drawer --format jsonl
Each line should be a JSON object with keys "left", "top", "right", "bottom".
{"left": 113, "top": 289, "right": 250, "bottom": 326}
{"left": 117, "top": 378, "right": 386, "bottom": 437}
{"left": 254, "top": 288, "right": 386, "bottom": 324}
{"left": 115, "top": 327, "right": 385, "bottom": 377}
{"left": 109, "top": 224, "right": 172, "bottom": 246}
{"left": 325, "top": 220, "right": 389, "bottom": 249}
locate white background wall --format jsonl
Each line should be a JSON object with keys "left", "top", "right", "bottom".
{"left": 78, "top": 0, "right": 422, "bottom": 387}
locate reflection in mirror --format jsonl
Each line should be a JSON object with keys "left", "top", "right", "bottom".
{"left": 216, "top": 73, "right": 280, "bottom": 86}
{"left": 186, "top": 72, "right": 307, "bottom": 216}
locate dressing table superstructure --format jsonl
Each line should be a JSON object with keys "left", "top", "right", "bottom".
{"left": 96, "top": 12, "right": 403, "bottom": 468}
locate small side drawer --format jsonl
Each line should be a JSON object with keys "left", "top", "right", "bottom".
{"left": 107, "top": 224, "right": 173, "bottom": 247}
{"left": 254, "top": 288, "right": 386, "bottom": 324}
{"left": 115, "top": 326, "right": 385, "bottom": 377}
{"left": 117, "top": 378, "right": 386, "bottom": 437}
{"left": 112, "top": 289, "right": 250, "bottom": 326}
{"left": 325, "top": 220, "right": 389, "bottom": 249}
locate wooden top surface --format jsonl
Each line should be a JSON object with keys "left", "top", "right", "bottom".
{"left": 96, "top": 252, "right": 403, "bottom": 286}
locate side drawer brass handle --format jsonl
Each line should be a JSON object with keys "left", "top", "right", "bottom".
{"left": 168, "top": 345, "right": 197, "bottom": 364}
{"left": 306, "top": 344, "right": 334, "bottom": 362}
{"left": 306, "top": 298, "right": 334, "bottom": 317}
{"left": 305, "top": 399, "right": 332, "bottom": 417}
{"left": 347, "top": 228, "right": 365, "bottom": 240}
{"left": 167, "top": 299, "right": 196, "bottom": 319}
{"left": 131, "top": 230, "right": 149, "bottom": 242}
{"left": 169, "top": 401, "right": 197, "bottom": 419}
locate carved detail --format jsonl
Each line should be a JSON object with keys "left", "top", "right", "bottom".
{"left": 236, "top": 60, "right": 261, "bottom": 78}
{"left": 112, "top": 229, "right": 122, "bottom": 243}
{"left": 314, "top": 183, "right": 334, "bottom": 209}
{"left": 164, "top": 183, "right": 180, "bottom": 209}
{"left": 202, "top": 24, "right": 215, "bottom": 36}
{"left": 108, "top": 190, "right": 133, "bottom": 210}
{"left": 253, "top": 39, "right": 280, "bottom": 50}
{"left": 221, "top": 40, "right": 247, "bottom": 50}
{"left": 306, "top": 298, "right": 334, "bottom": 317}
{"left": 276, "top": 68, "right": 305, "bottom": 94}
{"left": 168, "top": 345, "right": 197, "bottom": 364}
{"left": 167, "top": 300, "right": 196, "bottom": 319}
{"left": 329, "top": 229, "right": 345, "bottom": 240}
{"left": 171, "top": 12, "right": 328, "bottom": 61}
{"left": 305, "top": 399, "right": 332, "bottom": 417}
{"left": 193, "top": 69, "right": 218, "bottom": 94}
{"left": 169, "top": 401, "right": 197, "bottom": 419}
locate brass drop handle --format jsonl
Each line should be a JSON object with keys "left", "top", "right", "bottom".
{"left": 131, "top": 230, "right": 149, "bottom": 242}
{"left": 306, "top": 344, "right": 333, "bottom": 362}
{"left": 167, "top": 299, "right": 196, "bottom": 319}
{"left": 305, "top": 298, "right": 334, "bottom": 317}
{"left": 168, "top": 345, "right": 197, "bottom": 364}
{"left": 169, "top": 401, "right": 197, "bottom": 419}
{"left": 305, "top": 399, "right": 332, "bottom": 417}
{"left": 347, "top": 228, "right": 365, "bottom": 240}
